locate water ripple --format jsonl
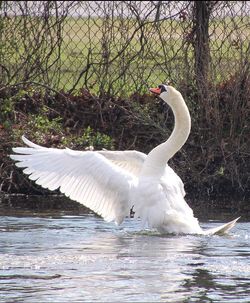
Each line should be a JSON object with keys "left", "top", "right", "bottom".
{"left": 0, "top": 212, "right": 249, "bottom": 302}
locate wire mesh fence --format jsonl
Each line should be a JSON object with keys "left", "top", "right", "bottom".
{"left": 0, "top": 1, "right": 249, "bottom": 96}
{"left": 0, "top": 1, "right": 249, "bottom": 196}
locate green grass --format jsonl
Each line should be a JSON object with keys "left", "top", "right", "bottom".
{"left": 2, "top": 15, "right": 250, "bottom": 95}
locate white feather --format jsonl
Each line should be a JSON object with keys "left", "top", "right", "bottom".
{"left": 11, "top": 139, "right": 135, "bottom": 225}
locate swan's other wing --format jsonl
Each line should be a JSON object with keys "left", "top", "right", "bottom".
{"left": 10, "top": 136, "right": 136, "bottom": 225}
{"left": 165, "top": 164, "right": 186, "bottom": 197}
{"left": 98, "top": 150, "right": 146, "bottom": 177}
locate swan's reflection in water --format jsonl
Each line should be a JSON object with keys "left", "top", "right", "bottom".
{"left": 0, "top": 212, "right": 249, "bottom": 302}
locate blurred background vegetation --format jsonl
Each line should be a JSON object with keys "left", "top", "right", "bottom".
{"left": 0, "top": 1, "right": 249, "bottom": 205}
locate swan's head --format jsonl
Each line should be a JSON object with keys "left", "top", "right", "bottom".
{"left": 149, "top": 84, "right": 181, "bottom": 106}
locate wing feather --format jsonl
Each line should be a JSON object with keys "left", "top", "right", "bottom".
{"left": 10, "top": 136, "right": 136, "bottom": 225}
{"left": 97, "top": 150, "right": 146, "bottom": 176}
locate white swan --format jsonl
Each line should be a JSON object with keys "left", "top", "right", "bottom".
{"left": 10, "top": 85, "right": 239, "bottom": 235}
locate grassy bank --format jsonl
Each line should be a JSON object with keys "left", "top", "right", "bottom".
{"left": 0, "top": 78, "right": 249, "bottom": 207}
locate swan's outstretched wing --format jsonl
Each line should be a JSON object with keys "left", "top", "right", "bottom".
{"left": 18, "top": 136, "right": 147, "bottom": 177}
{"left": 98, "top": 150, "right": 146, "bottom": 176}
{"left": 10, "top": 136, "right": 137, "bottom": 225}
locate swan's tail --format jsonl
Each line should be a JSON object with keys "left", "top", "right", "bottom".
{"left": 203, "top": 217, "right": 240, "bottom": 235}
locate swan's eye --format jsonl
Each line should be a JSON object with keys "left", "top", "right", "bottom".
{"left": 158, "top": 85, "right": 167, "bottom": 93}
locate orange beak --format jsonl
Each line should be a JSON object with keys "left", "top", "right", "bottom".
{"left": 149, "top": 87, "right": 161, "bottom": 95}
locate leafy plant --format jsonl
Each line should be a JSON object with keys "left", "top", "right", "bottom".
{"left": 28, "top": 114, "right": 62, "bottom": 133}
{"left": 62, "top": 126, "right": 114, "bottom": 150}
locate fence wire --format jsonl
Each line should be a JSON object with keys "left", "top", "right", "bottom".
{"left": 0, "top": 1, "right": 249, "bottom": 96}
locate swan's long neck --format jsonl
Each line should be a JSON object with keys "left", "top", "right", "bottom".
{"left": 141, "top": 91, "right": 191, "bottom": 176}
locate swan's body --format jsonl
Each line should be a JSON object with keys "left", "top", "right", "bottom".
{"left": 10, "top": 85, "right": 239, "bottom": 234}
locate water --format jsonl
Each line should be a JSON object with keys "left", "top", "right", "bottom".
{"left": 0, "top": 209, "right": 249, "bottom": 303}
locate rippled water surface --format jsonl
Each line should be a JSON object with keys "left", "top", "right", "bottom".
{"left": 0, "top": 209, "right": 249, "bottom": 302}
